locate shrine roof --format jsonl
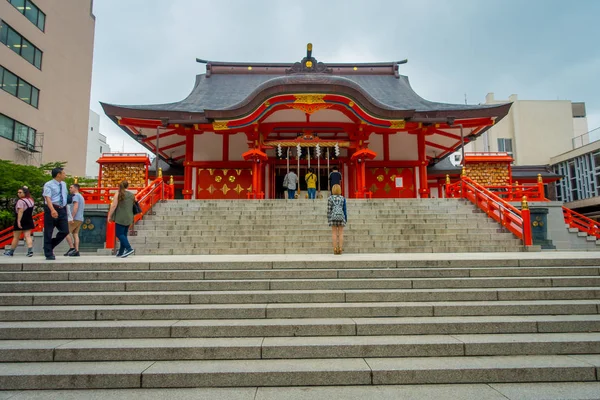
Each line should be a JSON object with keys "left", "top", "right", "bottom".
{"left": 101, "top": 59, "right": 510, "bottom": 122}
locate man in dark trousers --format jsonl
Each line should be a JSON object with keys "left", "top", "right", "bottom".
{"left": 329, "top": 166, "right": 342, "bottom": 193}
{"left": 42, "top": 167, "right": 69, "bottom": 260}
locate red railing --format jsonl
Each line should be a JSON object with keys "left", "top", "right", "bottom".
{"left": 446, "top": 176, "right": 533, "bottom": 246}
{"left": 105, "top": 177, "right": 175, "bottom": 250}
{"left": 0, "top": 212, "right": 44, "bottom": 248}
{"left": 78, "top": 187, "right": 146, "bottom": 204}
{"left": 563, "top": 206, "right": 600, "bottom": 239}
{"left": 1, "top": 178, "right": 175, "bottom": 250}
{"left": 481, "top": 181, "right": 547, "bottom": 202}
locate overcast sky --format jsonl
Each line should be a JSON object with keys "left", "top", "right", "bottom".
{"left": 90, "top": 0, "right": 600, "bottom": 153}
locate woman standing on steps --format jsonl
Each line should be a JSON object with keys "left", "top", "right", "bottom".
{"left": 107, "top": 180, "right": 135, "bottom": 258}
{"left": 3, "top": 186, "right": 35, "bottom": 257}
{"left": 327, "top": 184, "right": 347, "bottom": 255}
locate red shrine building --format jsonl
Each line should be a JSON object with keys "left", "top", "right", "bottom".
{"left": 101, "top": 45, "right": 511, "bottom": 200}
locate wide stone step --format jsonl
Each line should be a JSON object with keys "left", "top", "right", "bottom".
{"left": 2, "top": 275, "right": 597, "bottom": 292}
{"left": 3, "top": 333, "right": 600, "bottom": 363}
{"left": 133, "top": 245, "right": 525, "bottom": 256}
{"left": 1, "top": 266, "right": 596, "bottom": 281}
{"left": 0, "top": 300, "right": 599, "bottom": 321}
{"left": 129, "top": 231, "right": 523, "bottom": 247}
{"left": 8, "top": 256, "right": 598, "bottom": 272}
{"left": 4, "top": 383, "right": 600, "bottom": 399}
{"left": 1, "top": 355, "right": 598, "bottom": 389}
{"left": 3, "top": 314, "right": 600, "bottom": 340}
{"left": 2, "top": 286, "right": 598, "bottom": 306}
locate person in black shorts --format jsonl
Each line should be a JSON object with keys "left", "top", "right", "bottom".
{"left": 3, "top": 186, "right": 35, "bottom": 257}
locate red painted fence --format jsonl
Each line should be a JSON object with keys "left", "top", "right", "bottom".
{"left": 446, "top": 176, "right": 533, "bottom": 247}
{"left": 563, "top": 206, "right": 600, "bottom": 239}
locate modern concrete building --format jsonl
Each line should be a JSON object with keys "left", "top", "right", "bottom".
{"left": 551, "top": 139, "right": 600, "bottom": 215}
{"left": 465, "top": 93, "right": 588, "bottom": 166}
{"left": 85, "top": 109, "right": 110, "bottom": 177}
{"left": 0, "top": 0, "right": 95, "bottom": 176}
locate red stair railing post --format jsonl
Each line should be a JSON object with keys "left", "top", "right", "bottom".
{"left": 521, "top": 196, "right": 533, "bottom": 246}
{"left": 106, "top": 221, "right": 116, "bottom": 250}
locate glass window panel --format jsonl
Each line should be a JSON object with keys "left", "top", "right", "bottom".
{"left": 27, "top": 128, "right": 35, "bottom": 147}
{"left": 7, "top": 27, "right": 22, "bottom": 55}
{"left": 34, "top": 48, "right": 42, "bottom": 69}
{"left": 24, "top": 1, "right": 38, "bottom": 25}
{"left": 0, "top": 21, "right": 7, "bottom": 45}
{"left": 31, "top": 86, "right": 39, "bottom": 108}
{"left": 36, "top": 11, "right": 45, "bottom": 31}
{"left": 10, "top": 0, "right": 26, "bottom": 12}
{"left": 18, "top": 80, "right": 32, "bottom": 104}
{"left": 3, "top": 69, "right": 18, "bottom": 96}
{"left": 0, "top": 66, "right": 3, "bottom": 87}
{"left": 14, "top": 122, "right": 29, "bottom": 145}
{"left": 20, "top": 38, "right": 34, "bottom": 64}
{"left": 0, "top": 114, "right": 15, "bottom": 140}
{"left": 594, "top": 152, "right": 600, "bottom": 169}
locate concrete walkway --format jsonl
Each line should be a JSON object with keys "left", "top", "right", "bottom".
{"left": 2, "top": 383, "right": 600, "bottom": 400}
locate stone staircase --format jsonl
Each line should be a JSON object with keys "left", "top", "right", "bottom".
{"left": 129, "top": 199, "right": 526, "bottom": 255}
{"left": 0, "top": 253, "right": 599, "bottom": 390}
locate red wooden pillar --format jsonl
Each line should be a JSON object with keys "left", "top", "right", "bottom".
{"left": 417, "top": 130, "right": 430, "bottom": 198}
{"left": 355, "top": 160, "right": 363, "bottom": 197}
{"left": 97, "top": 163, "right": 103, "bottom": 188}
{"left": 183, "top": 133, "right": 195, "bottom": 199}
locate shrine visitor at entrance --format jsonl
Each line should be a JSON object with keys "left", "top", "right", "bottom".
{"left": 283, "top": 170, "right": 298, "bottom": 199}
{"left": 329, "top": 166, "right": 342, "bottom": 193}
{"left": 327, "top": 184, "right": 347, "bottom": 255}
{"left": 305, "top": 168, "right": 317, "bottom": 199}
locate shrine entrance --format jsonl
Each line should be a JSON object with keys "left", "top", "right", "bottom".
{"left": 273, "top": 162, "right": 339, "bottom": 199}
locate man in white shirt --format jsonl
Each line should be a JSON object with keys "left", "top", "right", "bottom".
{"left": 42, "top": 167, "right": 69, "bottom": 260}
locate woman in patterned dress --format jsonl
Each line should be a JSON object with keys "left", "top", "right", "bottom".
{"left": 327, "top": 184, "right": 347, "bottom": 255}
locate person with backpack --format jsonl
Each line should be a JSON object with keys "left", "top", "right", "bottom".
{"left": 3, "top": 186, "right": 35, "bottom": 257}
{"left": 283, "top": 170, "right": 298, "bottom": 199}
{"left": 329, "top": 166, "right": 342, "bottom": 193}
{"left": 107, "top": 180, "right": 135, "bottom": 258}
{"left": 327, "top": 184, "right": 347, "bottom": 255}
{"left": 305, "top": 168, "right": 317, "bottom": 199}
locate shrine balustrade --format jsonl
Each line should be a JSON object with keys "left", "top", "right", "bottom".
{"left": 446, "top": 176, "right": 533, "bottom": 247}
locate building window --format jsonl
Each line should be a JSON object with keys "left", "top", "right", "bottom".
{"left": 497, "top": 138, "right": 513, "bottom": 157}
{"left": 7, "top": 0, "right": 46, "bottom": 32}
{"left": 0, "top": 65, "right": 40, "bottom": 107}
{"left": 0, "top": 112, "right": 36, "bottom": 148}
{"left": 0, "top": 20, "right": 43, "bottom": 69}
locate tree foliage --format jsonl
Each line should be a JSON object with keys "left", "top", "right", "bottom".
{"left": 0, "top": 160, "right": 98, "bottom": 231}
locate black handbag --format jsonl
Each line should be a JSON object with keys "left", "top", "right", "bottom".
{"left": 132, "top": 200, "right": 142, "bottom": 215}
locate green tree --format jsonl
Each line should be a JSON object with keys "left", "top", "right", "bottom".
{"left": 0, "top": 160, "right": 50, "bottom": 230}
{"left": 0, "top": 160, "right": 99, "bottom": 231}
